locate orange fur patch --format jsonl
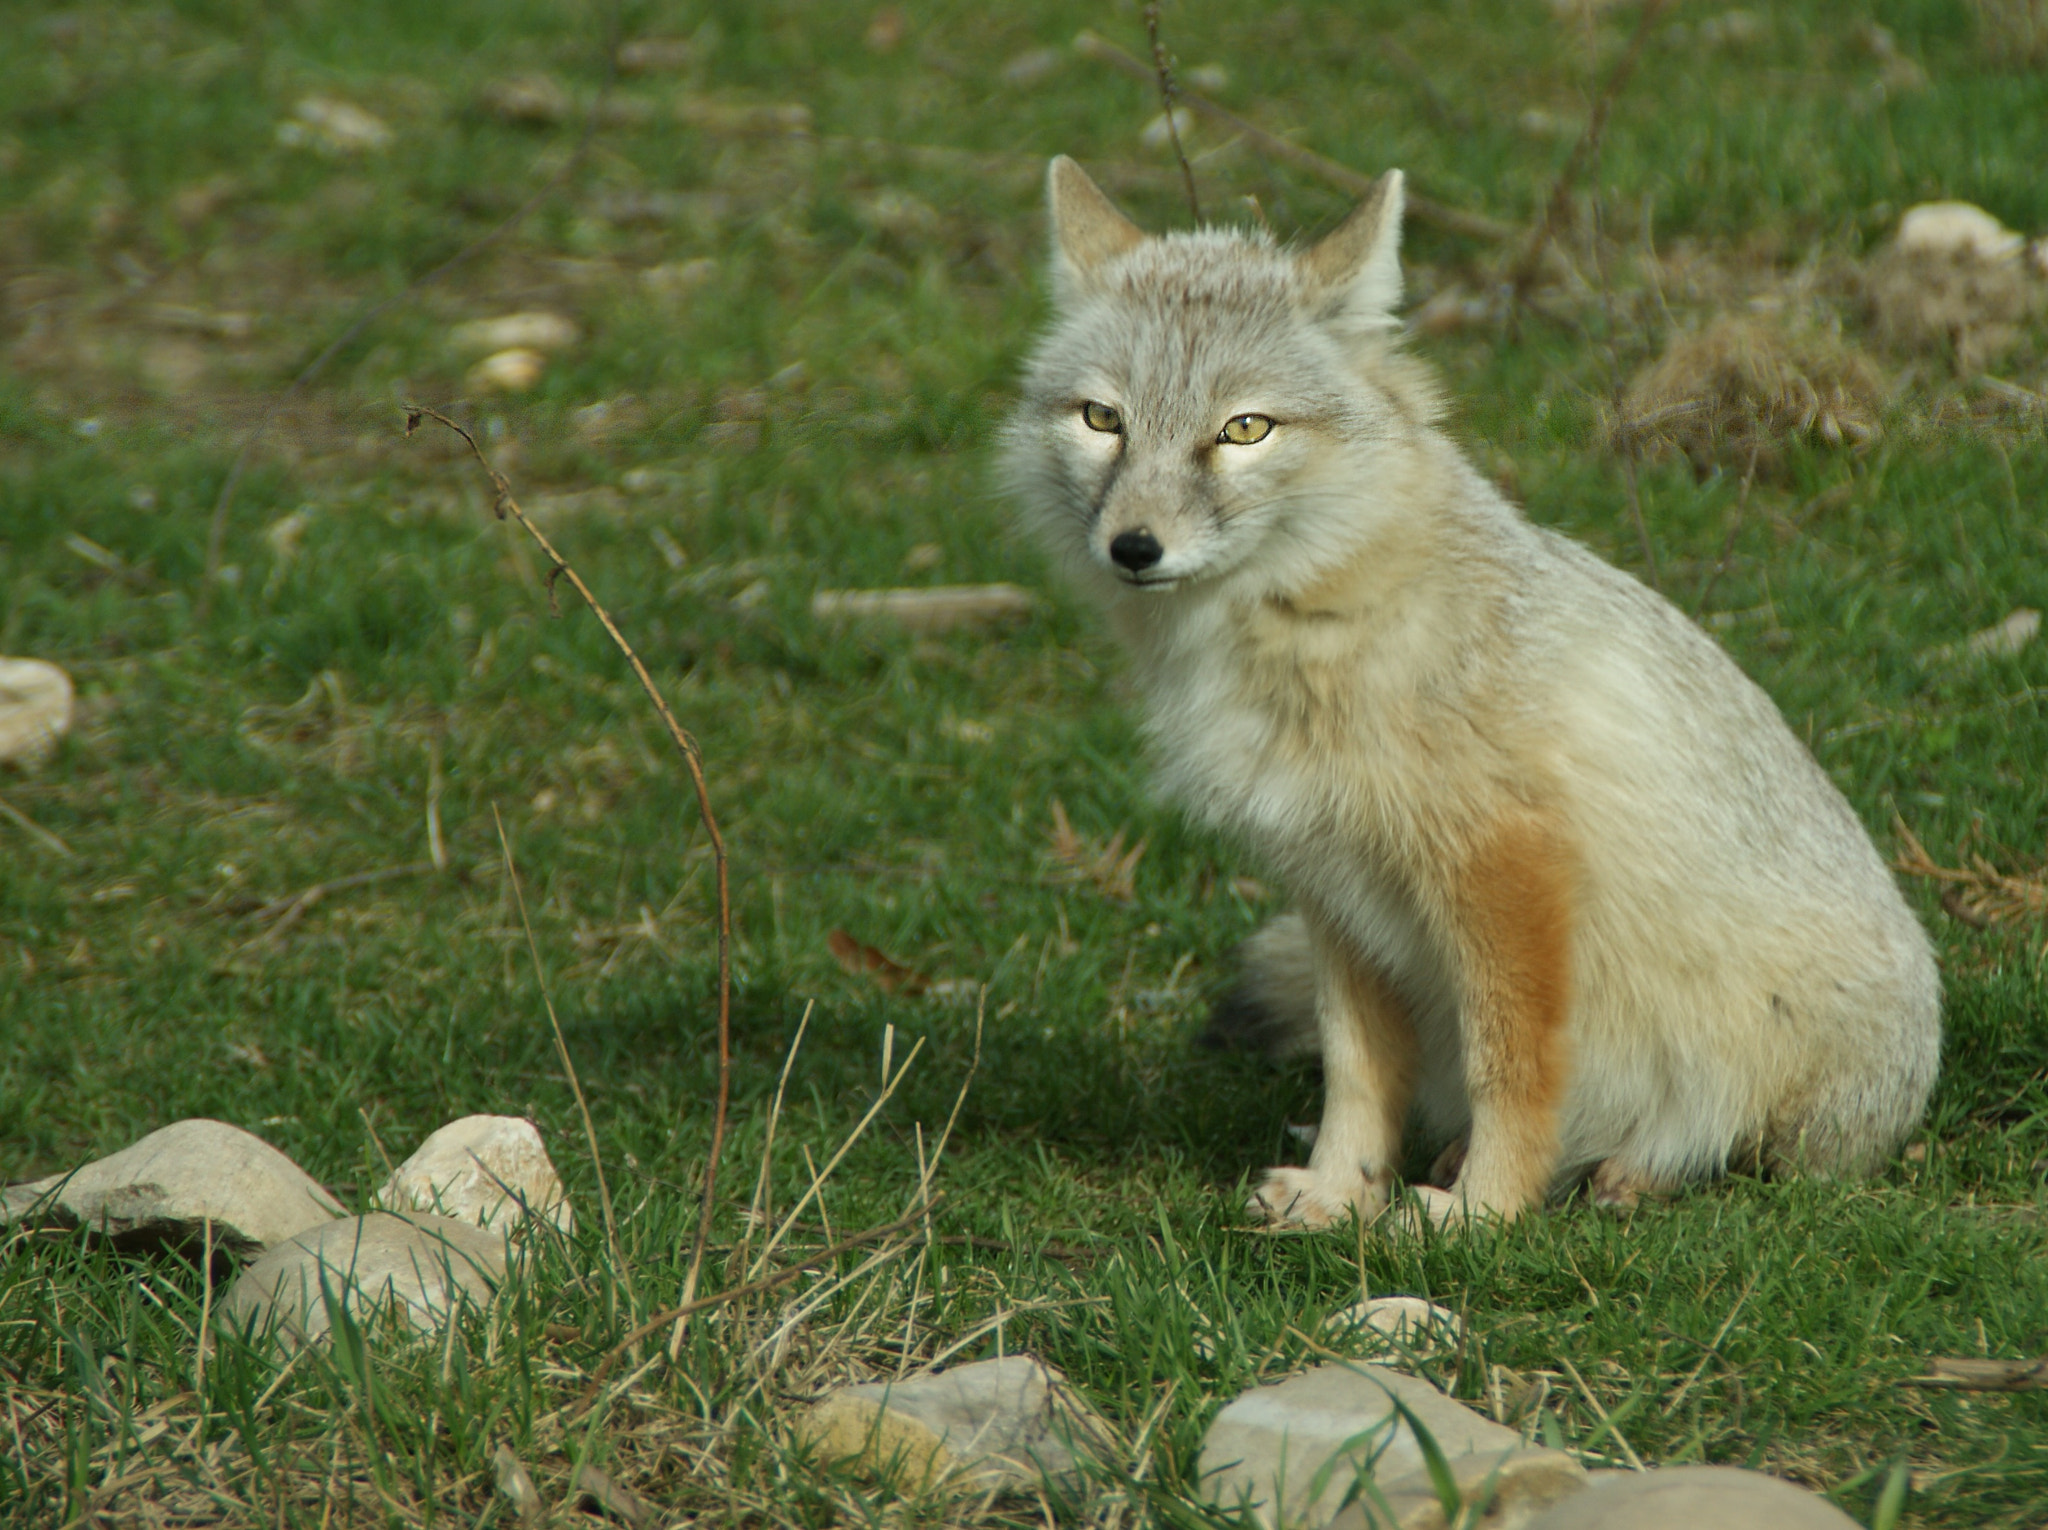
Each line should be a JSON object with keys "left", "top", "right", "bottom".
{"left": 1440, "top": 813, "right": 1577, "bottom": 1210}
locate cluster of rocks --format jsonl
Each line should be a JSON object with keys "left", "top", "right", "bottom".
{"left": 0, "top": 656, "right": 73, "bottom": 768}
{"left": 4, "top": 1114, "right": 572, "bottom": 1348}
{"left": 800, "top": 1318, "right": 1859, "bottom": 1528}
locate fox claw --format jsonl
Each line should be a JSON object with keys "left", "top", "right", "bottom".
{"left": 1247, "top": 1166, "right": 1388, "bottom": 1229}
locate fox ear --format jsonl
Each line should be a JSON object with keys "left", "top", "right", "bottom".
{"left": 1302, "top": 170, "right": 1405, "bottom": 333}
{"left": 1047, "top": 156, "right": 1144, "bottom": 291}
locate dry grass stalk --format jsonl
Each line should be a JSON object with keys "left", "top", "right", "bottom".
{"left": 1047, "top": 799, "right": 1147, "bottom": 903}
{"left": 1893, "top": 816, "right": 2048, "bottom": 929}
{"left": 1507, "top": 0, "right": 1672, "bottom": 299}
{"left": 1071, "top": 30, "right": 1514, "bottom": 242}
{"left": 1864, "top": 245, "right": 2043, "bottom": 374}
{"left": 1142, "top": 2, "right": 1202, "bottom": 221}
{"left": 1616, "top": 315, "right": 1886, "bottom": 472}
{"left": 403, "top": 406, "right": 734, "bottom": 1320}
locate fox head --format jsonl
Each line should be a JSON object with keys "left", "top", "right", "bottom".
{"left": 1004, "top": 157, "right": 1440, "bottom": 600}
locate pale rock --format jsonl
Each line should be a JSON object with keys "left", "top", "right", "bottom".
{"left": 1200, "top": 1363, "right": 1523, "bottom": 1530}
{"left": 1522, "top": 1465, "right": 1860, "bottom": 1528}
{"left": 999, "top": 46, "right": 1063, "bottom": 86}
{"left": 1896, "top": 201, "right": 2025, "bottom": 263}
{"left": 449, "top": 311, "right": 580, "bottom": 356}
{"left": 223, "top": 1212, "right": 509, "bottom": 1348}
{"left": 1326, "top": 1296, "right": 1464, "bottom": 1358}
{"left": 1, "top": 1119, "right": 342, "bottom": 1250}
{"left": 468, "top": 348, "right": 546, "bottom": 393}
{"left": 1140, "top": 107, "right": 1196, "bottom": 151}
{"left": 0, "top": 657, "right": 74, "bottom": 766}
{"left": 1333, "top": 1448, "right": 1589, "bottom": 1530}
{"left": 800, "top": 1355, "right": 1111, "bottom": 1492}
{"left": 373, "top": 1114, "right": 573, "bottom": 1234}
{"left": 641, "top": 258, "right": 719, "bottom": 300}
{"left": 277, "top": 97, "right": 393, "bottom": 155}
{"left": 1920, "top": 607, "right": 2040, "bottom": 668}
{"left": 479, "top": 75, "right": 571, "bottom": 126}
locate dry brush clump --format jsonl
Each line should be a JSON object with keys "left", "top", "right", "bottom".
{"left": 1861, "top": 210, "right": 2047, "bottom": 375}
{"left": 1615, "top": 314, "right": 1887, "bottom": 474}
{"left": 1969, "top": 0, "right": 2048, "bottom": 66}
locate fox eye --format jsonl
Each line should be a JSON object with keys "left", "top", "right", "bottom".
{"left": 1219, "top": 413, "right": 1274, "bottom": 445}
{"left": 1081, "top": 401, "right": 1123, "bottom": 433}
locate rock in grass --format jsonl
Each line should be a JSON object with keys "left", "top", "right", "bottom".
{"left": 1325, "top": 1296, "right": 1464, "bottom": 1359}
{"left": 373, "top": 1115, "right": 573, "bottom": 1235}
{"left": 1199, "top": 1363, "right": 1525, "bottom": 1529}
{"left": 800, "top": 1355, "right": 1111, "bottom": 1492}
{"left": 1333, "top": 1446, "right": 1588, "bottom": 1530}
{"left": 1521, "top": 1465, "right": 1860, "bottom": 1528}
{"left": 1, "top": 1119, "right": 342, "bottom": 1250}
{"left": 223, "top": 1212, "right": 509, "bottom": 1349}
{"left": 0, "top": 657, "right": 74, "bottom": 767}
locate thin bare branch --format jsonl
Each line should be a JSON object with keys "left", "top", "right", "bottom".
{"left": 1143, "top": 4, "right": 1202, "bottom": 222}
{"left": 405, "top": 406, "right": 733, "bottom": 1308}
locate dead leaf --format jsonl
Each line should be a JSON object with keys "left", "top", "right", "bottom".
{"left": 827, "top": 930, "right": 928, "bottom": 995}
{"left": 1047, "top": 799, "right": 1147, "bottom": 903}
{"left": 1894, "top": 816, "right": 2048, "bottom": 928}
{"left": 569, "top": 1463, "right": 655, "bottom": 1526}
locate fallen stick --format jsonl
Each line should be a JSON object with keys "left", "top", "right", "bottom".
{"left": 1073, "top": 30, "right": 1515, "bottom": 242}
{"left": 1904, "top": 1357, "right": 2048, "bottom": 1391}
{"left": 811, "top": 584, "right": 1036, "bottom": 633}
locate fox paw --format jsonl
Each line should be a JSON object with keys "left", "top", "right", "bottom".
{"left": 1247, "top": 1167, "right": 1387, "bottom": 1229}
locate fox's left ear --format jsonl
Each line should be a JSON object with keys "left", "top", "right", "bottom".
{"left": 1301, "top": 170, "right": 1404, "bottom": 335}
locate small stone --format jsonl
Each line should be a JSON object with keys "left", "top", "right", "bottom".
{"left": 277, "top": 97, "right": 393, "bottom": 155}
{"left": 373, "top": 1115, "right": 573, "bottom": 1235}
{"left": 616, "top": 36, "right": 694, "bottom": 74}
{"left": 1199, "top": 1363, "right": 1523, "bottom": 1530}
{"left": 1522, "top": 1466, "right": 1860, "bottom": 1528}
{"left": 449, "top": 312, "right": 580, "bottom": 356}
{"left": 1333, "top": 1447, "right": 1589, "bottom": 1530}
{"left": 1, "top": 1119, "right": 342, "bottom": 1250}
{"left": 800, "top": 1355, "right": 1111, "bottom": 1492}
{"left": 999, "top": 46, "right": 1063, "bottom": 86}
{"left": 468, "top": 348, "right": 546, "bottom": 393}
{"left": 641, "top": 258, "right": 718, "bottom": 300}
{"left": 1326, "top": 1296, "right": 1464, "bottom": 1358}
{"left": 479, "top": 75, "right": 571, "bottom": 126}
{"left": 1140, "top": 106, "right": 1196, "bottom": 150}
{"left": 222, "top": 1212, "right": 509, "bottom": 1349}
{"left": 0, "top": 657, "right": 74, "bottom": 767}
{"left": 1896, "top": 201, "right": 2025, "bottom": 264}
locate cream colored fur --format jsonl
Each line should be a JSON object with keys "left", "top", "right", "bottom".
{"left": 1004, "top": 157, "right": 1941, "bottom": 1228}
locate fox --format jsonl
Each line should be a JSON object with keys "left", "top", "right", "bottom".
{"left": 1002, "top": 157, "right": 1941, "bottom": 1228}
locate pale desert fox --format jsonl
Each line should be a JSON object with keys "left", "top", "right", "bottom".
{"left": 1003, "top": 158, "right": 1941, "bottom": 1227}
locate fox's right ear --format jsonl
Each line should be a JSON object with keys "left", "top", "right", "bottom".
{"left": 1047, "top": 156, "right": 1144, "bottom": 294}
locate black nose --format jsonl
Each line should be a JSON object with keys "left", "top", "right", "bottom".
{"left": 1109, "top": 529, "right": 1164, "bottom": 572}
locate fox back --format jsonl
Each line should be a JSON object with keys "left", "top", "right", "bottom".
{"left": 1004, "top": 158, "right": 1939, "bottom": 1222}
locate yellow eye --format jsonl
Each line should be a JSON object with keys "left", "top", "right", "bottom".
{"left": 1219, "top": 413, "right": 1274, "bottom": 445}
{"left": 1081, "top": 401, "right": 1123, "bottom": 433}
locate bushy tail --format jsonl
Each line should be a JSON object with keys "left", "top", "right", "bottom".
{"left": 1200, "top": 912, "right": 1320, "bottom": 1061}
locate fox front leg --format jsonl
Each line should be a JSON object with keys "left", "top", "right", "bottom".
{"left": 1248, "top": 917, "right": 1416, "bottom": 1229}
{"left": 1411, "top": 815, "right": 1575, "bottom": 1227}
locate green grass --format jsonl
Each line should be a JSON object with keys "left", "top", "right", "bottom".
{"left": 4, "top": 0, "right": 2048, "bottom": 1524}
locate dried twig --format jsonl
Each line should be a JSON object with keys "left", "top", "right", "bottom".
{"left": 198, "top": 0, "right": 624, "bottom": 616}
{"left": 405, "top": 407, "right": 733, "bottom": 1310}
{"left": 0, "top": 794, "right": 72, "bottom": 858}
{"left": 1893, "top": 816, "right": 2048, "bottom": 928}
{"left": 1073, "top": 30, "right": 1513, "bottom": 241}
{"left": 238, "top": 860, "right": 443, "bottom": 952}
{"left": 1904, "top": 1357, "right": 2048, "bottom": 1391}
{"left": 1506, "top": 0, "right": 1671, "bottom": 298}
{"left": 1143, "top": 3, "right": 1202, "bottom": 222}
